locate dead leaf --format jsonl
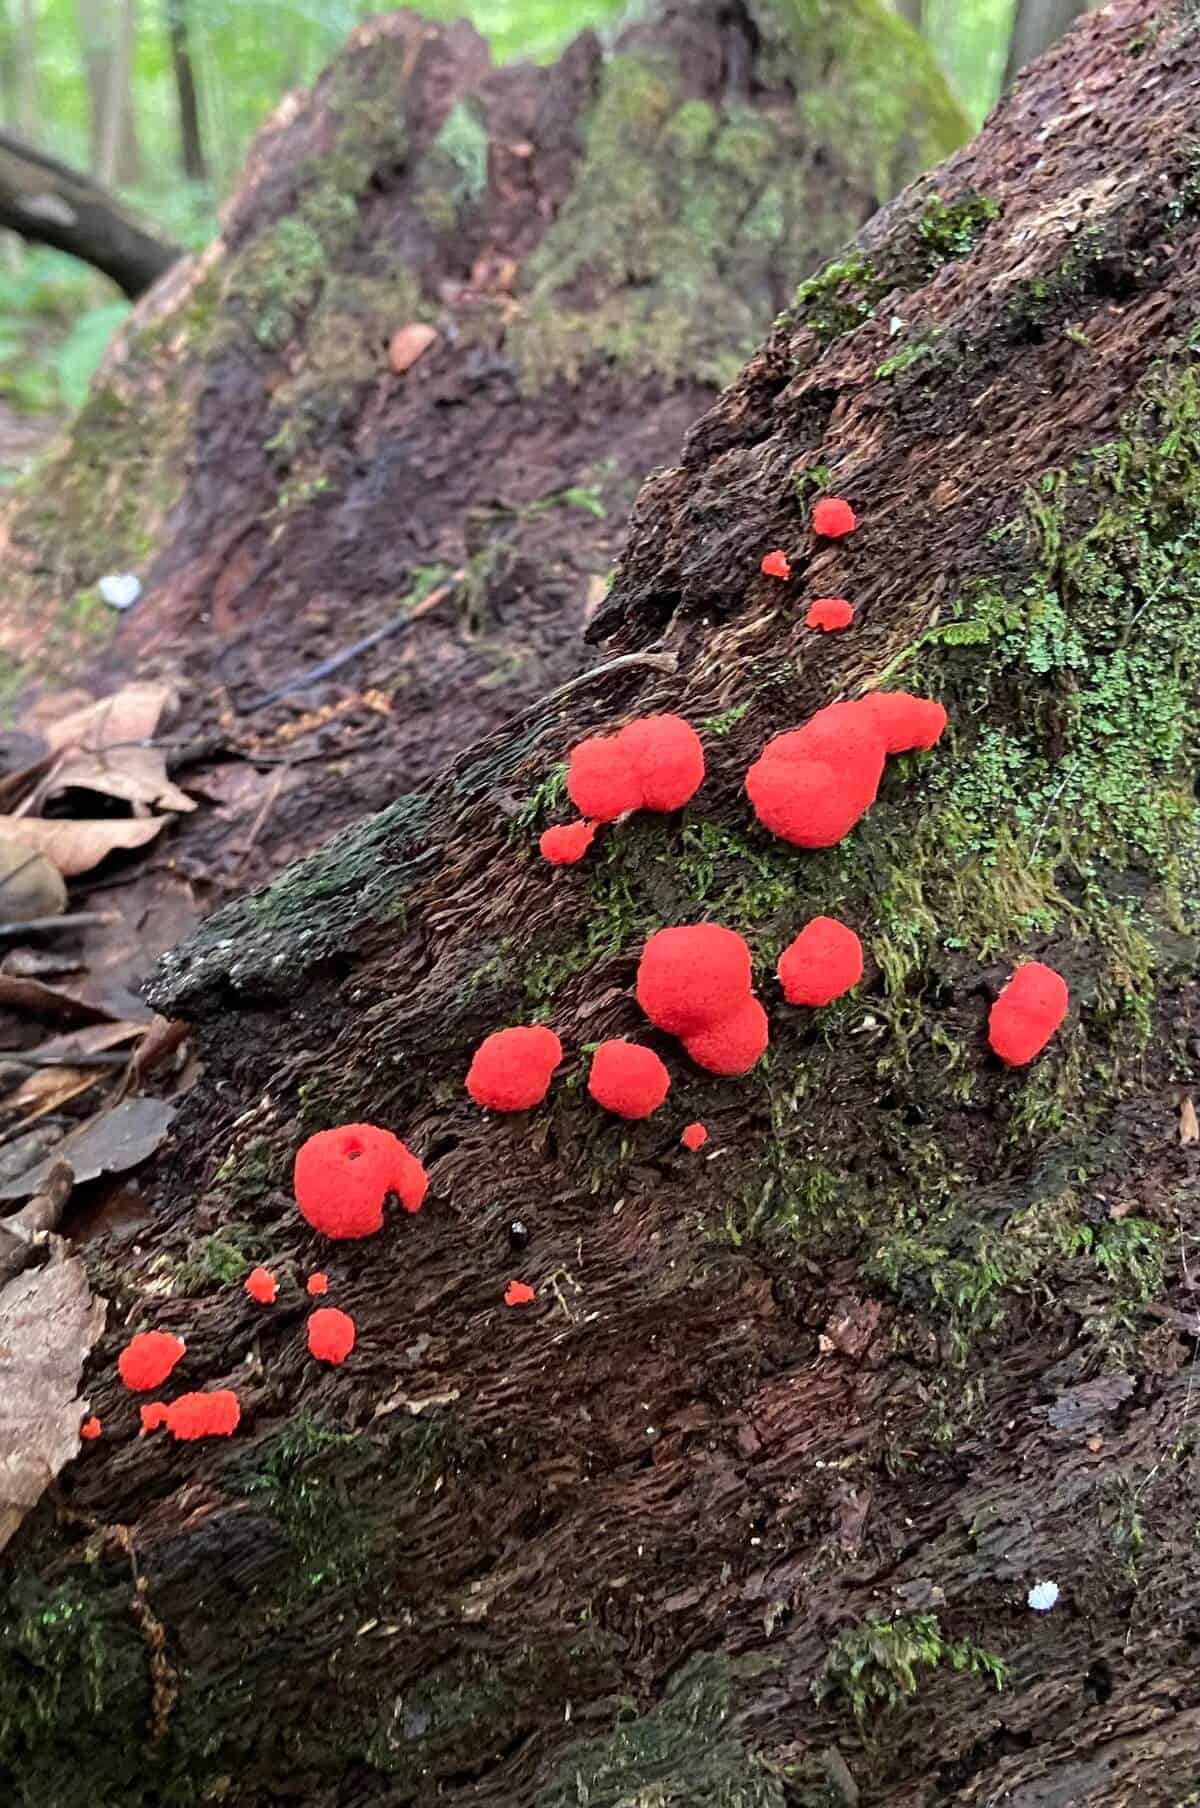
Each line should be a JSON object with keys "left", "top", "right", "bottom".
{"left": 0, "top": 1096, "right": 175, "bottom": 1200}
{"left": 388, "top": 323, "right": 438, "bottom": 374}
{"left": 0, "top": 1246, "right": 107, "bottom": 1553}
{"left": 0, "top": 972, "right": 138, "bottom": 1027}
{"left": 1180, "top": 1097, "right": 1199, "bottom": 1146}
{"left": 0, "top": 838, "right": 66, "bottom": 922}
{"left": 4, "top": 1021, "right": 144, "bottom": 1113}
{"left": 0, "top": 813, "right": 169, "bottom": 878}
{"left": 41, "top": 682, "right": 196, "bottom": 815}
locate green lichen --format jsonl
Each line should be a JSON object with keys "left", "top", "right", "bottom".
{"left": 415, "top": 100, "right": 489, "bottom": 231}
{"left": 815, "top": 1614, "right": 1007, "bottom": 1722}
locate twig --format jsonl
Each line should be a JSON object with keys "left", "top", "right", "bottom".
{"left": 232, "top": 763, "right": 288, "bottom": 876}
{"left": 0, "top": 1160, "right": 74, "bottom": 1285}
{"left": 0, "top": 911, "right": 121, "bottom": 938}
{"left": 3, "top": 1052, "right": 129, "bottom": 1071}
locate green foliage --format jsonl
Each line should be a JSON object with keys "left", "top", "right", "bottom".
{"left": 815, "top": 1613, "right": 1007, "bottom": 1721}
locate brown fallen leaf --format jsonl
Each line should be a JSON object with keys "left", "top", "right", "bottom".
{"left": 1180, "top": 1097, "right": 1199, "bottom": 1146}
{"left": 4, "top": 1021, "right": 145, "bottom": 1113}
{"left": 388, "top": 322, "right": 438, "bottom": 374}
{"left": 0, "top": 1096, "right": 175, "bottom": 1201}
{"left": 0, "top": 812, "right": 169, "bottom": 878}
{"left": 41, "top": 682, "right": 196, "bottom": 816}
{"left": 0, "top": 1241, "right": 107, "bottom": 1553}
{"left": 0, "top": 971, "right": 140, "bottom": 1027}
{"left": 0, "top": 838, "right": 66, "bottom": 923}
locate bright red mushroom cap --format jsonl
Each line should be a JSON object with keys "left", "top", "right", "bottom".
{"left": 683, "top": 996, "right": 769, "bottom": 1076}
{"left": 616, "top": 715, "right": 705, "bottom": 813}
{"left": 566, "top": 735, "right": 643, "bottom": 822}
{"left": 636, "top": 924, "right": 753, "bottom": 1037}
{"left": 811, "top": 496, "right": 857, "bottom": 538}
{"left": 587, "top": 1040, "right": 671, "bottom": 1119}
{"left": 165, "top": 1390, "right": 241, "bottom": 1441}
{"left": 306, "top": 1272, "right": 329, "bottom": 1296}
{"left": 307, "top": 1306, "right": 356, "bottom": 1365}
{"left": 80, "top": 1416, "right": 101, "bottom": 1440}
{"left": 244, "top": 1267, "right": 277, "bottom": 1304}
{"left": 466, "top": 1025, "right": 563, "bottom": 1111}
{"left": 778, "top": 916, "right": 864, "bottom": 1007}
{"left": 293, "top": 1122, "right": 427, "bottom": 1240}
{"left": 858, "top": 691, "right": 948, "bottom": 753}
{"left": 761, "top": 549, "right": 791, "bottom": 580}
{"left": 118, "top": 1329, "right": 185, "bottom": 1393}
{"left": 988, "top": 962, "right": 1068, "bottom": 1066}
{"left": 539, "top": 820, "right": 597, "bottom": 866}
{"left": 681, "top": 1122, "right": 708, "bottom": 1150}
{"left": 806, "top": 597, "right": 855, "bottom": 632}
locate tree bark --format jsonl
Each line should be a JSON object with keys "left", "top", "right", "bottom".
{"left": 77, "top": 0, "right": 142, "bottom": 186}
{"left": 1004, "top": 0, "right": 1087, "bottom": 84}
{"left": 165, "top": 0, "right": 206, "bottom": 182}
{"left": 0, "top": 128, "right": 179, "bottom": 295}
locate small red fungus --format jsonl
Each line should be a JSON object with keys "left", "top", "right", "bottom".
{"left": 683, "top": 996, "right": 769, "bottom": 1075}
{"left": 636, "top": 924, "right": 753, "bottom": 1037}
{"left": 566, "top": 734, "right": 643, "bottom": 821}
{"left": 681, "top": 1122, "right": 708, "bottom": 1151}
{"left": 505, "top": 1280, "right": 535, "bottom": 1306}
{"left": 806, "top": 597, "right": 854, "bottom": 632}
{"left": 293, "top": 1122, "right": 427, "bottom": 1239}
{"left": 988, "top": 962, "right": 1068, "bottom": 1066}
{"left": 587, "top": 1040, "right": 671, "bottom": 1120}
{"left": 244, "top": 1267, "right": 277, "bottom": 1305}
{"left": 539, "top": 820, "right": 597, "bottom": 866}
{"left": 80, "top": 1416, "right": 101, "bottom": 1440}
{"left": 140, "top": 1402, "right": 169, "bottom": 1435}
{"left": 165, "top": 1390, "right": 241, "bottom": 1442}
{"left": 566, "top": 716, "right": 704, "bottom": 819}
{"left": 858, "top": 690, "right": 948, "bottom": 753}
{"left": 118, "top": 1329, "right": 185, "bottom": 1393}
{"left": 811, "top": 496, "right": 857, "bottom": 538}
{"left": 307, "top": 1307, "right": 356, "bottom": 1365}
{"left": 761, "top": 549, "right": 791, "bottom": 580}
{"left": 466, "top": 1024, "right": 563, "bottom": 1111}
{"left": 306, "top": 1272, "right": 329, "bottom": 1296}
{"left": 778, "top": 916, "right": 864, "bottom": 1007}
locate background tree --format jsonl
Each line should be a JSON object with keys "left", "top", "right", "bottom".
{"left": 1004, "top": 0, "right": 1088, "bottom": 84}
{"left": 164, "top": 0, "right": 205, "bottom": 181}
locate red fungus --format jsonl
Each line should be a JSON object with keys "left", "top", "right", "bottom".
{"left": 466, "top": 1024, "right": 563, "bottom": 1112}
{"left": 806, "top": 597, "right": 854, "bottom": 632}
{"left": 811, "top": 496, "right": 856, "bottom": 538}
{"left": 505, "top": 1280, "right": 535, "bottom": 1306}
{"left": 307, "top": 1307, "right": 356, "bottom": 1365}
{"left": 244, "top": 1267, "right": 277, "bottom": 1305}
{"left": 165, "top": 1390, "right": 241, "bottom": 1442}
{"left": 636, "top": 924, "right": 752, "bottom": 1037}
{"left": 988, "top": 962, "right": 1068, "bottom": 1066}
{"left": 617, "top": 715, "right": 705, "bottom": 812}
{"left": 683, "top": 996, "right": 769, "bottom": 1075}
{"left": 566, "top": 734, "right": 643, "bottom": 821}
{"left": 858, "top": 690, "right": 947, "bottom": 753}
{"left": 778, "top": 916, "right": 864, "bottom": 1007}
{"left": 140, "top": 1402, "right": 168, "bottom": 1435}
{"left": 539, "top": 820, "right": 596, "bottom": 866}
{"left": 761, "top": 549, "right": 791, "bottom": 580}
{"left": 587, "top": 1040, "right": 671, "bottom": 1120}
{"left": 681, "top": 1122, "right": 708, "bottom": 1151}
{"left": 306, "top": 1272, "right": 329, "bottom": 1296}
{"left": 294, "top": 1122, "right": 427, "bottom": 1240}
{"left": 80, "top": 1416, "right": 101, "bottom": 1440}
{"left": 118, "top": 1329, "right": 185, "bottom": 1393}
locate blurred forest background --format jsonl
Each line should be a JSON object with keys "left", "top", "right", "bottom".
{"left": 0, "top": 0, "right": 1089, "bottom": 448}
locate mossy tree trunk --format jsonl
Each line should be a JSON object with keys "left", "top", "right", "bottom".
{"left": 7, "top": 1, "right": 1200, "bottom": 1805}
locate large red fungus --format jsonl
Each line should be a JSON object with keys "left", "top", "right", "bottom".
{"left": 587, "top": 1040, "right": 671, "bottom": 1119}
{"left": 140, "top": 1402, "right": 168, "bottom": 1435}
{"left": 806, "top": 597, "right": 854, "bottom": 632}
{"left": 307, "top": 1307, "right": 356, "bottom": 1365}
{"left": 539, "top": 820, "right": 596, "bottom": 866}
{"left": 988, "top": 962, "right": 1068, "bottom": 1066}
{"left": 778, "top": 916, "right": 864, "bottom": 1006}
{"left": 566, "top": 716, "right": 704, "bottom": 819}
{"left": 682, "top": 996, "right": 769, "bottom": 1075}
{"left": 761, "top": 549, "right": 791, "bottom": 579}
{"left": 812, "top": 496, "right": 856, "bottom": 538}
{"left": 681, "top": 1122, "right": 708, "bottom": 1151}
{"left": 466, "top": 1025, "right": 563, "bottom": 1111}
{"left": 293, "top": 1122, "right": 427, "bottom": 1239}
{"left": 80, "top": 1416, "right": 101, "bottom": 1440}
{"left": 165, "top": 1390, "right": 241, "bottom": 1441}
{"left": 306, "top": 1272, "right": 329, "bottom": 1296}
{"left": 566, "top": 734, "right": 643, "bottom": 821}
{"left": 118, "top": 1329, "right": 185, "bottom": 1393}
{"left": 505, "top": 1280, "right": 535, "bottom": 1307}
{"left": 245, "top": 1267, "right": 277, "bottom": 1304}
{"left": 859, "top": 690, "right": 948, "bottom": 753}
{"left": 636, "top": 924, "right": 752, "bottom": 1037}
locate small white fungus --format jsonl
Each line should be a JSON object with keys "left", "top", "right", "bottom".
{"left": 98, "top": 573, "right": 142, "bottom": 611}
{"left": 1027, "top": 1580, "right": 1060, "bottom": 1612}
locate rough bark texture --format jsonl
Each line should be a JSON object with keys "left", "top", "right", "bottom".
{"left": 6, "top": 1, "right": 1200, "bottom": 1806}
{"left": 0, "top": 0, "right": 963, "bottom": 869}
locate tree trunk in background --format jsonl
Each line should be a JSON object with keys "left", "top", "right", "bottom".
{"left": 15, "top": 0, "right": 35, "bottom": 141}
{"left": 1004, "top": 0, "right": 1087, "bottom": 84}
{"left": 78, "top": 0, "right": 142, "bottom": 186}
{"left": 892, "top": 0, "right": 923, "bottom": 29}
{"left": 4, "top": 4, "right": 1200, "bottom": 1805}
{"left": 0, "top": 128, "right": 179, "bottom": 294}
{"left": 165, "top": 0, "right": 206, "bottom": 182}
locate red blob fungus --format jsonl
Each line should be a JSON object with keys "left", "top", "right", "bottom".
{"left": 118, "top": 1329, "right": 185, "bottom": 1393}
{"left": 306, "top": 1272, "right": 329, "bottom": 1296}
{"left": 587, "top": 1040, "right": 671, "bottom": 1120}
{"left": 806, "top": 597, "right": 854, "bottom": 632}
{"left": 244, "top": 1267, "right": 277, "bottom": 1305}
{"left": 617, "top": 715, "right": 705, "bottom": 812}
{"left": 140, "top": 1402, "right": 169, "bottom": 1435}
{"left": 165, "top": 1390, "right": 241, "bottom": 1442}
{"left": 307, "top": 1307, "right": 356, "bottom": 1365}
{"left": 566, "top": 734, "right": 643, "bottom": 821}
{"left": 761, "top": 549, "right": 791, "bottom": 580}
{"left": 988, "top": 962, "right": 1068, "bottom": 1066}
{"left": 858, "top": 690, "right": 948, "bottom": 753}
{"left": 505, "top": 1280, "right": 535, "bottom": 1306}
{"left": 681, "top": 1122, "right": 708, "bottom": 1151}
{"left": 539, "top": 820, "right": 597, "bottom": 866}
{"left": 683, "top": 996, "right": 769, "bottom": 1075}
{"left": 811, "top": 495, "right": 857, "bottom": 538}
{"left": 294, "top": 1122, "right": 427, "bottom": 1240}
{"left": 778, "top": 916, "right": 864, "bottom": 1007}
{"left": 466, "top": 1025, "right": 563, "bottom": 1112}
{"left": 636, "top": 924, "right": 753, "bottom": 1037}
{"left": 80, "top": 1416, "right": 101, "bottom": 1440}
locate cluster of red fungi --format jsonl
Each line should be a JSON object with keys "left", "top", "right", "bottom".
{"left": 83, "top": 497, "right": 1069, "bottom": 1446}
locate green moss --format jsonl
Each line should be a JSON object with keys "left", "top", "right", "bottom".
{"left": 416, "top": 100, "right": 489, "bottom": 231}
{"left": 238, "top": 1414, "right": 369, "bottom": 1599}
{"left": 916, "top": 191, "right": 999, "bottom": 262}
{"left": 815, "top": 1614, "right": 1006, "bottom": 1722}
